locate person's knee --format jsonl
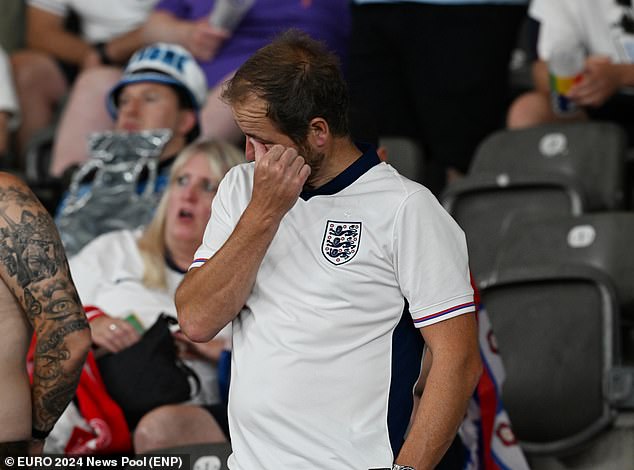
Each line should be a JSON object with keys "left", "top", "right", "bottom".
{"left": 134, "top": 405, "right": 227, "bottom": 453}
{"left": 506, "top": 91, "right": 552, "bottom": 128}
{"left": 10, "top": 51, "right": 66, "bottom": 94}
{"left": 133, "top": 405, "right": 175, "bottom": 452}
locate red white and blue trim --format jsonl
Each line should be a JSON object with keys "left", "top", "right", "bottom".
{"left": 189, "top": 258, "right": 208, "bottom": 270}
{"left": 412, "top": 299, "right": 476, "bottom": 328}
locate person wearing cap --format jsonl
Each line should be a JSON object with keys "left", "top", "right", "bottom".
{"left": 52, "top": 42, "right": 208, "bottom": 256}
{"left": 50, "top": 42, "right": 206, "bottom": 178}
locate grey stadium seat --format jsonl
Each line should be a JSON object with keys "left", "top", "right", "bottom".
{"left": 480, "top": 212, "right": 634, "bottom": 455}
{"left": 442, "top": 121, "right": 628, "bottom": 286}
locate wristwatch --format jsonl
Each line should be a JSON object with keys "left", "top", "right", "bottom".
{"left": 392, "top": 465, "right": 416, "bottom": 470}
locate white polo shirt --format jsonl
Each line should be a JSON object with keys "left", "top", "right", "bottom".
{"left": 531, "top": 0, "right": 634, "bottom": 64}
{"left": 191, "top": 146, "right": 475, "bottom": 469}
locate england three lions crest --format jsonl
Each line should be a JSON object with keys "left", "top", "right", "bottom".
{"left": 321, "top": 220, "right": 362, "bottom": 266}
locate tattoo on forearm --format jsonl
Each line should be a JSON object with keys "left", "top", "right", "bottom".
{"left": 42, "top": 380, "right": 78, "bottom": 419}
{"left": 42, "top": 279, "right": 83, "bottom": 320}
{"left": 0, "top": 184, "right": 89, "bottom": 433}
{"left": 32, "top": 378, "right": 81, "bottom": 432}
{"left": 33, "top": 349, "right": 69, "bottom": 381}
{"left": 35, "top": 320, "right": 89, "bottom": 354}
{"left": 0, "top": 188, "right": 64, "bottom": 288}
{"left": 24, "top": 287, "right": 42, "bottom": 320}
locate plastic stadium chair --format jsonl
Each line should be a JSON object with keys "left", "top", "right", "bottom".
{"left": 480, "top": 212, "right": 634, "bottom": 455}
{"left": 490, "top": 212, "right": 634, "bottom": 321}
{"left": 442, "top": 121, "right": 628, "bottom": 286}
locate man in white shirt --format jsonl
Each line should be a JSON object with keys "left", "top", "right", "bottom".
{"left": 176, "top": 30, "right": 481, "bottom": 470}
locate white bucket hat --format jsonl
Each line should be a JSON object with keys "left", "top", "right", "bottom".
{"left": 106, "top": 43, "right": 208, "bottom": 119}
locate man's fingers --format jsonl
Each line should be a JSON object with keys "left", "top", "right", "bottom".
{"left": 278, "top": 147, "right": 299, "bottom": 166}
{"left": 298, "top": 162, "right": 311, "bottom": 183}
{"left": 290, "top": 154, "right": 307, "bottom": 174}
{"left": 251, "top": 138, "right": 267, "bottom": 163}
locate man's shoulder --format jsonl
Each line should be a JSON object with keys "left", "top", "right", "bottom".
{"left": 366, "top": 163, "right": 431, "bottom": 200}
{"left": 219, "top": 162, "right": 255, "bottom": 191}
{"left": 0, "top": 171, "right": 28, "bottom": 191}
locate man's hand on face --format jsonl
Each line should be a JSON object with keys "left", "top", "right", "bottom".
{"left": 250, "top": 139, "right": 311, "bottom": 222}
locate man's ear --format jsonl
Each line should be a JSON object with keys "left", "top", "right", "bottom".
{"left": 307, "top": 117, "right": 329, "bottom": 149}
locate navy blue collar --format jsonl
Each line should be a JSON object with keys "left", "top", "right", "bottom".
{"left": 299, "top": 143, "right": 381, "bottom": 201}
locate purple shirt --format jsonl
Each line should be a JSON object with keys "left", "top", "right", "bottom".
{"left": 154, "top": 0, "right": 350, "bottom": 88}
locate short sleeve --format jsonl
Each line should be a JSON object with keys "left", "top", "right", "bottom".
{"left": 190, "top": 167, "right": 240, "bottom": 269}
{"left": 394, "top": 188, "right": 475, "bottom": 328}
{"left": 530, "top": 0, "right": 579, "bottom": 61}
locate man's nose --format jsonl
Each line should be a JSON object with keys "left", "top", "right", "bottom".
{"left": 121, "top": 98, "right": 140, "bottom": 115}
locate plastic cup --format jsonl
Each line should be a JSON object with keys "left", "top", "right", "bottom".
{"left": 549, "top": 44, "right": 585, "bottom": 115}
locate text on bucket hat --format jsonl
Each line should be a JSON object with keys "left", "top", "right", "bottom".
{"left": 106, "top": 43, "right": 208, "bottom": 119}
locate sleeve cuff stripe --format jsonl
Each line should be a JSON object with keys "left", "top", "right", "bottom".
{"left": 413, "top": 301, "right": 475, "bottom": 324}
{"left": 189, "top": 258, "right": 208, "bottom": 270}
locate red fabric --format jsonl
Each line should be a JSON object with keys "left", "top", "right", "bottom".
{"left": 471, "top": 275, "right": 495, "bottom": 470}
{"left": 84, "top": 305, "right": 107, "bottom": 322}
{"left": 477, "top": 359, "right": 498, "bottom": 470}
{"left": 65, "top": 351, "right": 132, "bottom": 454}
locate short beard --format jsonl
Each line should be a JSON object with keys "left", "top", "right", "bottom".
{"left": 298, "top": 143, "right": 325, "bottom": 190}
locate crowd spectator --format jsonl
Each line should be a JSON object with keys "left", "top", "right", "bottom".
{"left": 133, "top": 340, "right": 232, "bottom": 452}
{"left": 176, "top": 30, "right": 481, "bottom": 469}
{"left": 507, "top": 0, "right": 634, "bottom": 145}
{"left": 49, "top": 0, "right": 350, "bottom": 177}
{"left": 54, "top": 42, "right": 206, "bottom": 212}
{"left": 61, "top": 138, "right": 242, "bottom": 449}
{"left": 0, "top": 172, "right": 90, "bottom": 457}
{"left": 347, "top": 0, "right": 527, "bottom": 195}
{"left": 10, "top": 0, "right": 160, "bottom": 164}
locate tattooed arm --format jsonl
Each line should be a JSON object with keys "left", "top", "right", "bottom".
{"left": 0, "top": 173, "right": 91, "bottom": 441}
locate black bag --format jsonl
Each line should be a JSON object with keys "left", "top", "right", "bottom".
{"left": 97, "top": 313, "right": 200, "bottom": 429}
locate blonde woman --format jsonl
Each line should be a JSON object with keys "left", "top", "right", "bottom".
{"left": 67, "top": 138, "right": 243, "bottom": 432}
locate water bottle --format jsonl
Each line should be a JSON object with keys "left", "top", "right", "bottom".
{"left": 548, "top": 43, "right": 585, "bottom": 115}
{"left": 209, "top": 0, "right": 255, "bottom": 32}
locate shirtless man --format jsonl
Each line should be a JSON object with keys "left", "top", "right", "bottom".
{"left": 0, "top": 172, "right": 90, "bottom": 460}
